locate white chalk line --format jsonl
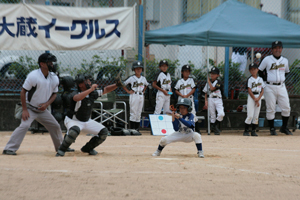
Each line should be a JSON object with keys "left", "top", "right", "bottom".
{"left": 1, "top": 165, "right": 300, "bottom": 179}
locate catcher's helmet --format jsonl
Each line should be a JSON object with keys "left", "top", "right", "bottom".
{"left": 181, "top": 65, "right": 191, "bottom": 72}
{"left": 75, "top": 74, "right": 93, "bottom": 90}
{"left": 132, "top": 61, "right": 143, "bottom": 71}
{"left": 176, "top": 98, "right": 192, "bottom": 112}
{"left": 60, "top": 76, "right": 75, "bottom": 92}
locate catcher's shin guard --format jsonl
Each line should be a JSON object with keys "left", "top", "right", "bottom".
{"left": 81, "top": 128, "right": 108, "bottom": 153}
{"left": 59, "top": 126, "right": 80, "bottom": 152}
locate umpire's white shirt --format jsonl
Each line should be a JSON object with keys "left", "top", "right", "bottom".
{"left": 258, "top": 55, "right": 289, "bottom": 83}
{"left": 23, "top": 69, "right": 59, "bottom": 108}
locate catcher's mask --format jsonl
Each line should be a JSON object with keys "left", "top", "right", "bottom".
{"left": 176, "top": 98, "right": 192, "bottom": 112}
{"left": 75, "top": 74, "right": 93, "bottom": 91}
{"left": 38, "top": 53, "right": 57, "bottom": 72}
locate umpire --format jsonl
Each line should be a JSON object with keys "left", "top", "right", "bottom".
{"left": 3, "top": 53, "right": 65, "bottom": 155}
{"left": 258, "top": 41, "right": 292, "bottom": 135}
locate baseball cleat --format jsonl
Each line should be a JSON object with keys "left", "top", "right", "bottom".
{"left": 243, "top": 130, "right": 250, "bottom": 136}
{"left": 251, "top": 130, "right": 258, "bottom": 136}
{"left": 152, "top": 150, "right": 161, "bottom": 156}
{"left": 270, "top": 128, "right": 277, "bottom": 136}
{"left": 197, "top": 151, "right": 204, "bottom": 158}
{"left": 2, "top": 150, "right": 17, "bottom": 155}
{"left": 280, "top": 127, "right": 293, "bottom": 135}
{"left": 66, "top": 148, "right": 75, "bottom": 152}
{"left": 81, "top": 147, "right": 98, "bottom": 155}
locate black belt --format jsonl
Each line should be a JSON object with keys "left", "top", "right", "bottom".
{"left": 211, "top": 96, "right": 221, "bottom": 99}
{"left": 266, "top": 82, "right": 282, "bottom": 85}
{"left": 135, "top": 92, "right": 143, "bottom": 95}
{"left": 252, "top": 92, "right": 260, "bottom": 95}
{"left": 165, "top": 89, "right": 169, "bottom": 91}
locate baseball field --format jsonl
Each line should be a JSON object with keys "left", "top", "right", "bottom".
{"left": 1, "top": 130, "right": 300, "bottom": 200}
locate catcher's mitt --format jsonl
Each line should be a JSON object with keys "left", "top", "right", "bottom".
{"left": 115, "top": 71, "right": 125, "bottom": 87}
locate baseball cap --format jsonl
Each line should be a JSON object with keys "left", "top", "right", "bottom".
{"left": 271, "top": 41, "right": 283, "bottom": 48}
{"left": 38, "top": 53, "right": 57, "bottom": 64}
{"left": 248, "top": 63, "right": 258, "bottom": 70}
{"left": 181, "top": 65, "right": 191, "bottom": 72}
{"left": 132, "top": 60, "right": 143, "bottom": 67}
{"left": 159, "top": 60, "right": 169, "bottom": 67}
{"left": 209, "top": 67, "right": 219, "bottom": 74}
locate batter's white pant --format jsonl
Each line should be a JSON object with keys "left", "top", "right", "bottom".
{"left": 178, "top": 96, "right": 197, "bottom": 122}
{"left": 245, "top": 94, "right": 261, "bottom": 124}
{"left": 231, "top": 52, "right": 247, "bottom": 73}
{"left": 129, "top": 93, "right": 144, "bottom": 122}
{"left": 154, "top": 91, "right": 170, "bottom": 114}
{"left": 65, "top": 116, "right": 105, "bottom": 135}
{"left": 264, "top": 84, "right": 290, "bottom": 120}
{"left": 208, "top": 98, "right": 225, "bottom": 123}
{"left": 159, "top": 131, "right": 202, "bottom": 147}
{"left": 4, "top": 108, "right": 63, "bottom": 152}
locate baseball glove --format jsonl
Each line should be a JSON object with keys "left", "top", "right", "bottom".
{"left": 115, "top": 71, "right": 125, "bottom": 87}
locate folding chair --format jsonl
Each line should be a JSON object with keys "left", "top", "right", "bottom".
{"left": 92, "top": 91, "right": 128, "bottom": 129}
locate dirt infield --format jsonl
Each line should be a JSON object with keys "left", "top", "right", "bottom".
{"left": 1, "top": 129, "right": 300, "bottom": 200}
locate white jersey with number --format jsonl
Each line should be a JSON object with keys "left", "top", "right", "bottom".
{"left": 258, "top": 55, "right": 289, "bottom": 83}
{"left": 124, "top": 75, "right": 149, "bottom": 122}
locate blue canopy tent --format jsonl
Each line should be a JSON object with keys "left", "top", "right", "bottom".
{"left": 145, "top": 0, "right": 300, "bottom": 133}
{"left": 145, "top": 0, "right": 300, "bottom": 47}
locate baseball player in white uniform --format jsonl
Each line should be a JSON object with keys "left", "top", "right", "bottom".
{"left": 56, "top": 74, "right": 122, "bottom": 157}
{"left": 174, "top": 65, "right": 197, "bottom": 122}
{"left": 244, "top": 63, "right": 265, "bottom": 136}
{"left": 3, "top": 53, "right": 65, "bottom": 155}
{"left": 203, "top": 67, "right": 225, "bottom": 135}
{"left": 123, "top": 61, "right": 149, "bottom": 131}
{"left": 153, "top": 60, "right": 172, "bottom": 114}
{"left": 258, "top": 41, "right": 292, "bottom": 135}
{"left": 152, "top": 98, "right": 204, "bottom": 158}
{"left": 231, "top": 47, "right": 248, "bottom": 73}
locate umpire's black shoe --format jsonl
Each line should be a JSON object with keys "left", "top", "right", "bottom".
{"left": 2, "top": 150, "right": 17, "bottom": 155}
{"left": 66, "top": 148, "right": 75, "bottom": 152}
{"left": 270, "top": 128, "right": 277, "bottom": 136}
{"left": 280, "top": 127, "right": 293, "bottom": 135}
{"left": 81, "top": 148, "right": 98, "bottom": 155}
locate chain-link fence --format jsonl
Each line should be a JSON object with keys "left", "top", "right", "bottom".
{"left": 1, "top": 0, "right": 300, "bottom": 99}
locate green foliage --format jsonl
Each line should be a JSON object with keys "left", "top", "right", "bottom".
{"left": 60, "top": 55, "right": 128, "bottom": 79}
{"left": 287, "top": 59, "right": 300, "bottom": 94}
{"left": 9, "top": 56, "right": 39, "bottom": 79}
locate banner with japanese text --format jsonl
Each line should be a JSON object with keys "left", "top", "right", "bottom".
{"left": 0, "top": 4, "right": 136, "bottom": 50}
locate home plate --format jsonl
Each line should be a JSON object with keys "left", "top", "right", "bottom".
{"left": 154, "top": 158, "right": 178, "bottom": 160}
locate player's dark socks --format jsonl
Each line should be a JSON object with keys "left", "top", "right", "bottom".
{"left": 196, "top": 143, "right": 202, "bottom": 151}
{"left": 135, "top": 122, "right": 140, "bottom": 131}
{"left": 282, "top": 116, "right": 289, "bottom": 128}
{"left": 244, "top": 123, "right": 250, "bottom": 131}
{"left": 268, "top": 119, "right": 275, "bottom": 129}
{"left": 158, "top": 145, "right": 164, "bottom": 151}
{"left": 252, "top": 124, "right": 257, "bottom": 131}
{"left": 130, "top": 121, "right": 135, "bottom": 129}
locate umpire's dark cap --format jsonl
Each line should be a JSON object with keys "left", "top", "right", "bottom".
{"left": 159, "top": 60, "right": 169, "bottom": 67}
{"left": 38, "top": 53, "right": 57, "bottom": 64}
{"left": 249, "top": 63, "right": 259, "bottom": 70}
{"left": 181, "top": 65, "right": 191, "bottom": 72}
{"left": 272, "top": 41, "right": 283, "bottom": 48}
{"left": 209, "top": 67, "right": 220, "bottom": 74}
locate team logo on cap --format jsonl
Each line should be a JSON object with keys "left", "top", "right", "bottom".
{"left": 251, "top": 63, "right": 254, "bottom": 66}
{"left": 186, "top": 65, "right": 189, "bottom": 68}
{"left": 212, "top": 67, "right": 215, "bottom": 70}
{"left": 275, "top": 41, "right": 278, "bottom": 44}
{"left": 138, "top": 62, "right": 140, "bottom": 65}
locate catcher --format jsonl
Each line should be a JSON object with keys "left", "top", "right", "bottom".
{"left": 56, "top": 72, "right": 124, "bottom": 156}
{"left": 152, "top": 98, "right": 204, "bottom": 158}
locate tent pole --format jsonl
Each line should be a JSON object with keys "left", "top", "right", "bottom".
{"left": 251, "top": 47, "right": 254, "bottom": 63}
{"left": 138, "top": 0, "right": 143, "bottom": 61}
{"left": 207, "top": 46, "right": 210, "bottom": 134}
{"left": 224, "top": 47, "right": 229, "bottom": 98}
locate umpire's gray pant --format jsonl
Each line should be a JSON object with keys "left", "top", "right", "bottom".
{"left": 4, "top": 108, "right": 63, "bottom": 152}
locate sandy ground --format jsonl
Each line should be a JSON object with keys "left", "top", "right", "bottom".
{"left": 0, "top": 129, "right": 300, "bottom": 200}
